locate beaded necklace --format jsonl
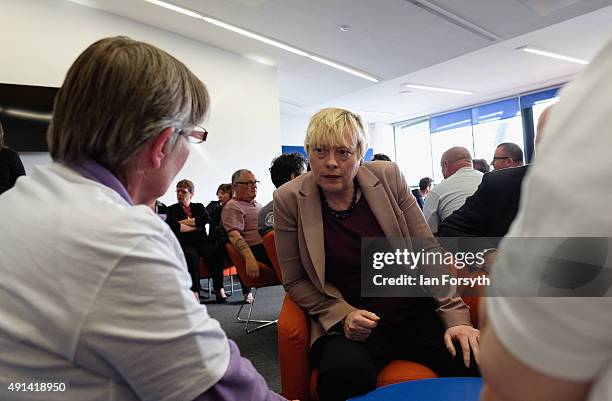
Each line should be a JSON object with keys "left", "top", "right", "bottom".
{"left": 321, "top": 179, "right": 360, "bottom": 219}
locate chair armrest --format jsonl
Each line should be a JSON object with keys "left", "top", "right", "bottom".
{"left": 278, "top": 294, "right": 311, "bottom": 401}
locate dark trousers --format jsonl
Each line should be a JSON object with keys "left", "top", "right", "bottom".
{"left": 311, "top": 308, "right": 480, "bottom": 401}
{"left": 181, "top": 239, "right": 218, "bottom": 293}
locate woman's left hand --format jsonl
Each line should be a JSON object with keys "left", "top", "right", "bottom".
{"left": 443, "top": 325, "right": 480, "bottom": 368}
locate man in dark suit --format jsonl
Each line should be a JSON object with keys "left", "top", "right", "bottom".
{"left": 437, "top": 165, "right": 528, "bottom": 240}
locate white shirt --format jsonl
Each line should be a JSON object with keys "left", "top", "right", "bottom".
{"left": 422, "top": 167, "right": 482, "bottom": 233}
{"left": 0, "top": 163, "right": 230, "bottom": 401}
{"left": 487, "top": 37, "right": 612, "bottom": 401}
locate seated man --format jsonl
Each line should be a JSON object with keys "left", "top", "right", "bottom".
{"left": 222, "top": 169, "right": 275, "bottom": 303}
{"left": 258, "top": 152, "right": 306, "bottom": 234}
{"left": 0, "top": 36, "right": 286, "bottom": 401}
{"left": 423, "top": 147, "right": 483, "bottom": 234}
{"left": 411, "top": 176, "right": 433, "bottom": 210}
{"left": 490, "top": 142, "right": 524, "bottom": 171}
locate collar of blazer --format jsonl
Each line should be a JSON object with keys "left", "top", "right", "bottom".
{"left": 296, "top": 163, "right": 407, "bottom": 289}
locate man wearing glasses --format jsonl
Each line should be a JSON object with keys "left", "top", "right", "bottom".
{"left": 222, "top": 169, "right": 274, "bottom": 303}
{"left": 491, "top": 142, "right": 524, "bottom": 171}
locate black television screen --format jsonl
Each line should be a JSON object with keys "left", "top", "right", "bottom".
{"left": 0, "top": 83, "right": 58, "bottom": 152}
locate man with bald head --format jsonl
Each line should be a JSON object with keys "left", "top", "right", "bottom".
{"left": 422, "top": 146, "right": 483, "bottom": 233}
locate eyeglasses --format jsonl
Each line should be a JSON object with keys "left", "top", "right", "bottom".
{"left": 235, "top": 180, "right": 260, "bottom": 186}
{"left": 311, "top": 147, "right": 355, "bottom": 162}
{"left": 177, "top": 125, "right": 208, "bottom": 144}
{"left": 491, "top": 156, "right": 510, "bottom": 164}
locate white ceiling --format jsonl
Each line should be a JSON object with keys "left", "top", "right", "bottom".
{"left": 67, "top": 0, "right": 612, "bottom": 122}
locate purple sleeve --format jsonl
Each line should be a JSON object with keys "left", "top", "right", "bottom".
{"left": 192, "top": 340, "right": 287, "bottom": 401}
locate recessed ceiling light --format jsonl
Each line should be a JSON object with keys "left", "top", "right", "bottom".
{"left": 143, "top": 0, "right": 379, "bottom": 83}
{"left": 517, "top": 45, "right": 589, "bottom": 65}
{"left": 401, "top": 84, "right": 473, "bottom": 95}
{"left": 339, "top": 25, "right": 351, "bottom": 32}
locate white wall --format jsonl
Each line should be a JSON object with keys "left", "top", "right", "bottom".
{"left": 2, "top": 0, "right": 281, "bottom": 205}
{"left": 368, "top": 122, "right": 395, "bottom": 161}
{"left": 280, "top": 114, "right": 396, "bottom": 161}
{"left": 279, "top": 114, "right": 310, "bottom": 147}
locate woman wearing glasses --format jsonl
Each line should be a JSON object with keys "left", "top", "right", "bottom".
{"left": 273, "top": 108, "right": 480, "bottom": 401}
{"left": 165, "top": 178, "right": 214, "bottom": 301}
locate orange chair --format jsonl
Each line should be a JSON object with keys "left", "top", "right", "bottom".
{"left": 278, "top": 294, "right": 481, "bottom": 401}
{"left": 262, "top": 230, "right": 282, "bottom": 282}
{"left": 199, "top": 257, "right": 237, "bottom": 298}
{"left": 225, "top": 243, "right": 282, "bottom": 333}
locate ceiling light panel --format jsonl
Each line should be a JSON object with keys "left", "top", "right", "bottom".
{"left": 518, "top": 45, "right": 589, "bottom": 65}
{"left": 401, "top": 84, "right": 473, "bottom": 95}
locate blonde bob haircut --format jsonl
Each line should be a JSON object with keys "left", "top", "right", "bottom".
{"left": 47, "top": 36, "right": 209, "bottom": 179}
{"left": 304, "top": 108, "right": 369, "bottom": 160}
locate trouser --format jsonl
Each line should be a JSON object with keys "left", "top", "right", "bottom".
{"left": 311, "top": 308, "right": 480, "bottom": 401}
{"left": 181, "top": 239, "right": 216, "bottom": 293}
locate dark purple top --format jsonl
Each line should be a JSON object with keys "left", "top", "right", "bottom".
{"left": 323, "top": 194, "right": 433, "bottom": 329}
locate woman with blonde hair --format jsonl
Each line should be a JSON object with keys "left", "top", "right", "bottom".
{"left": 274, "top": 107, "right": 480, "bottom": 401}
{"left": 0, "top": 121, "right": 26, "bottom": 195}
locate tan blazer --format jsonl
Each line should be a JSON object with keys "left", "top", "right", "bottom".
{"left": 273, "top": 161, "right": 471, "bottom": 346}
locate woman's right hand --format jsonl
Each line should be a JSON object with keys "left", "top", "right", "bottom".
{"left": 343, "top": 310, "right": 380, "bottom": 341}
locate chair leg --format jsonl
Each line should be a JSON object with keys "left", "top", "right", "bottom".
{"left": 199, "top": 278, "right": 211, "bottom": 299}
{"left": 225, "top": 274, "right": 234, "bottom": 297}
{"left": 236, "top": 289, "right": 278, "bottom": 334}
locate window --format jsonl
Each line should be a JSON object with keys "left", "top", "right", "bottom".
{"left": 394, "top": 119, "right": 432, "bottom": 187}
{"left": 430, "top": 126, "right": 474, "bottom": 183}
{"left": 429, "top": 109, "right": 474, "bottom": 183}
{"left": 472, "top": 98, "right": 524, "bottom": 163}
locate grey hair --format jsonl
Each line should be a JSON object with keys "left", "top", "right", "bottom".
{"left": 231, "top": 169, "right": 252, "bottom": 185}
{"left": 47, "top": 36, "right": 209, "bottom": 178}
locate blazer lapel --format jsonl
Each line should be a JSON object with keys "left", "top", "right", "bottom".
{"left": 298, "top": 175, "right": 326, "bottom": 289}
{"left": 357, "top": 166, "right": 404, "bottom": 239}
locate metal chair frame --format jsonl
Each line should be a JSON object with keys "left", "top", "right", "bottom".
{"left": 235, "top": 287, "right": 278, "bottom": 333}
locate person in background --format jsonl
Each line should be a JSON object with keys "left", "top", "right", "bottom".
{"left": 411, "top": 176, "right": 433, "bottom": 210}
{"left": 422, "top": 147, "right": 483, "bottom": 234}
{"left": 222, "top": 169, "right": 275, "bottom": 303}
{"left": 274, "top": 108, "right": 479, "bottom": 401}
{"left": 0, "top": 36, "right": 287, "bottom": 401}
{"left": 0, "top": 121, "right": 26, "bottom": 195}
{"left": 258, "top": 152, "right": 307, "bottom": 234}
{"left": 372, "top": 153, "right": 391, "bottom": 161}
{"left": 206, "top": 183, "right": 250, "bottom": 302}
{"left": 165, "top": 179, "right": 212, "bottom": 300}
{"left": 472, "top": 158, "right": 490, "bottom": 174}
{"left": 490, "top": 142, "right": 523, "bottom": 171}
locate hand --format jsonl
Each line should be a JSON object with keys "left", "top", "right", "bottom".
{"left": 246, "top": 259, "right": 260, "bottom": 278}
{"left": 343, "top": 310, "right": 380, "bottom": 342}
{"left": 444, "top": 325, "right": 480, "bottom": 368}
